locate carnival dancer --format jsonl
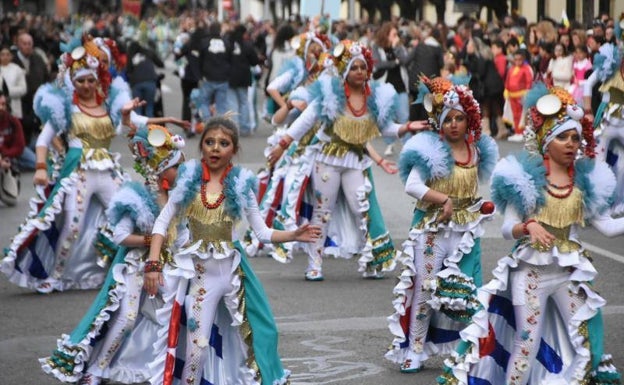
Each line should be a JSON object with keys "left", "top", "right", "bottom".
{"left": 40, "top": 124, "right": 187, "bottom": 385}
{"left": 0, "top": 42, "right": 136, "bottom": 293}
{"left": 583, "top": 26, "right": 624, "bottom": 216}
{"left": 438, "top": 84, "right": 624, "bottom": 385}
{"left": 143, "top": 116, "right": 321, "bottom": 385}
{"left": 385, "top": 76, "right": 499, "bottom": 373}
{"left": 267, "top": 40, "right": 429, "bottom": 281}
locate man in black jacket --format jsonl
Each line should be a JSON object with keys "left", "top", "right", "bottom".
{"left": 198, "top": 21, "right": 231, "bottom": 118}
{"left": 227, "top": 25, "right": 260, "bottom": 136}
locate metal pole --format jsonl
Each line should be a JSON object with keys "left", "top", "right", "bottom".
{"left": 218, "top": 0, "right": 224, "bottom": 21}
{"left": 264, "top": 0, "right": 270, "bottom": 20}
{"left": 349, "top": 0, "right": 355, "bottom": 23}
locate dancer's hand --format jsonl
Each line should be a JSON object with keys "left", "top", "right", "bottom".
{"left": 289, "top": 99, "right": 307, "bottom": 111}
{"left": 378, "top": 159, "right": 398, "bottom": 174}
{"left": 122, "top": 97, "right": 147, "bottom": 118}
{"left": 144, "top": 271, "right": 164, "bottom": 296}
{"left": 166, "top": 117, "right": 192, "bottom": 130}
{"left": 438, "top": 198, "right": 453, "bottom": 222}
{"left": 33, "top": 169, "right": 48, "bottom": 186}
{"left": 526, "top": 222, "right": 556, "bottom": 247}
{"left": 293, "top": 223, "right": 322, "bottom": 242}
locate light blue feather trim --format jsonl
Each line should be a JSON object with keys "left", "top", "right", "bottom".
{"left": 398, "top": 131, "right": 453, "bottom": 184}
{"left": 524, "top": 82, "right": 549, "bottom": 109}
{"left": 369, "top": 81, "right": 398, "bottom": 129}
{"left": 169, "top": 160, "right": 257, "bottom": 221}
{"left": 170, "top": 159, "right": 202, "bottom": 208}
{"left": 276, "top": 56, "right": 306, "bottom": 93}
{"left": 33, "top": 83, "right": 72, "bottom": 133}
{"left": 476, "top": 135, "right": 499, "bottom": 182}
{"left": 106, "top": 77, "right": 132, "bottom": 127}
{"left": 106, "top": 181, "right": 159, "bottom": 233}
{"left": 574, "top": 158, "right": 616, "bottom": 218}
{"left": 490, "top": 151, "right": 547, "bottom": 217}
{"left": 310, "top": 75, "right": 397, "bottom": 129}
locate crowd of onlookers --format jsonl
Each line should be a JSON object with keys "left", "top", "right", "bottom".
{"left": 0, "top": 8, "right": 621, "bottom": 204}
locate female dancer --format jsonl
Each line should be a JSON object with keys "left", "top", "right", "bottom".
{"left": 0, "top": 44, "right": 134, "bottom": 293}
{"left": 438, "top": 85, "right": 624, "bottom": 385}
{"left": 144, "top": 116, "right": 321, "bottom": 385}
{"left": 267, "top": 40, "right": 429, "bottom": 281}
{"left": 40, "top": 124, "right": 186, "bottom": 385}
{"left": 385, "top": 76, "right": 499, "bottom": 373}
{"left": 583, "top": 36, "right": 624, "bottom": 216}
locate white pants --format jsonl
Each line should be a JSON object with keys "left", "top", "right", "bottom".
{"left": 181, "top": 257, "right": 235, "bottom": 385}
{"left": 506, "top": 262, "right": 585, "bottom": 385}
{"left": 307, "top": 162, "right": 365, "bottom": 272}
{"left": 53, "top": 169, "right": 122, "bottom": 279}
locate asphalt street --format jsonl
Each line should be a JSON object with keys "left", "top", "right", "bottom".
{"left": 1, "top": 62, "right": 623, "bottom": 385}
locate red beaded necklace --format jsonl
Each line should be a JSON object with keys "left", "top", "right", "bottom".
{"left": 200, "top": 161, "right": 232, "bottom": 210}
{"left": 344, "top": 82, "right": 367, "bottom": 117}
{"left": 347, "top": 96, "right": 367, "bottom": 117}
{"left": 454, "top": 140, "right": 472, "bottom": 167}
{"left": 544, "top": 155, "right": 575, "bottom": 199}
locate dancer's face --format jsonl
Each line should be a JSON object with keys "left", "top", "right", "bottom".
{"left": 441, "top": 109, "right": 468, "bottom": 143}
{"left": 201, "top": 127, "right": 237, "bottom": 172}
{"left": 73, "top": 74, "right": 98, "bottom": 100}
{"left": 346, "top": 58, "right": 367, "bottom": 89}
{"left": 546, "top": 129, "right": 580, "bottom": 167}
{"left": 159, "top": 161, "right": 181, "bottom": 190}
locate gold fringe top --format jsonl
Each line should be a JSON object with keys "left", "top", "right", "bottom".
{"left": 70, "top": 112, "right": 116, "bottom": 163}
{"left": 534, "top": 187, "right": 584, "bottom": 229}
{"left": 321, "top": 114, "right": 379, "bottom": 159}
{"left": 529, "top": 187, "right": 584, "bottom": 253}
{"left": 415, "top": 164, "right": 481, "bottom": 226}
{"left": 185, "top": 191, "right": 234, "bottom": 251}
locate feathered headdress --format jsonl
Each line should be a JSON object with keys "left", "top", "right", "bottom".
{"left": 130, "top": 124, "right": 186, "bottom": 191}
{"left": 523, "top": 83, "right": 595, "bottom": 157}
{"left": 417, "top": 76, "right": 482, "bottom": 142}
{"left": 292, "top": 31, "right": 331, "bottom": 60}
{"left": 332, "top": 39, "right": 374, "bottom": 80}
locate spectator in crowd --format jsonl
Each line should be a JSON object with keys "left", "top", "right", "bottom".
{"left": 405, "top": 25, "right": 444, "bottom": 121}
{"left": 504, "top": 49, "right": 533, "bottom": 142}
{"left": 126, "top": 40, "right": 165, "bottom": 118}
{"left": 174, "top": 16, "right": 204, "bottom": 125}
{"left": 371, "top": 21, "right": 410, "bottom": 156}
{"left": 546, "top": 42, "right": 573, "bottom": 88}
{"left": 227, "top": 24, "right": 260, "bottom": 136}
{"left": 0, "top": 92, "right": 24, "bottom": 206}
{"left": 198, "top": 21, "right": 231, "bottom": 118}
{"left": 12, "top": 31, "right": 49, "bottom": 170}
{"left": 569, "top": 44, "right": 592, "bottom": 105}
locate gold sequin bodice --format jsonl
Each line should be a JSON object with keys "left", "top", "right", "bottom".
{"left": 415, "top": 164, "right": 481, "bottom": 226}
{"left": 321, "top": 114, "right": 379, "bottom": 158}
{"left": 186, "top": 191, "right": 234, "bottom": 250}
{"left": 530, "top": 187, "right": 584, "bottom": 252}
{"left": 69, "top": 112, "right": 116, "bottom": 162}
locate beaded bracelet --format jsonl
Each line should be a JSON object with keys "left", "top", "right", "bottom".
{"left": 522, "top": 219, "right": 536, "bottom": 235}
{"left": 278, "top": 138, "right": 290, "bottom": 149}
{"left": 144, "top": 260, "right": 163, "bottom": 273}
{"left": 376, "top": 158, "right": 384, "bottom": 166}
{"left": 35, "top": 162, "right": 47, "bottom": 171}
{"left": 143, "top": 234, "right": 152, "bottom": 248}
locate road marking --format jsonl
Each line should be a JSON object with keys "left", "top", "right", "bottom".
{"left": 283, "top": 336, "right": 383, "bottom": 384}
{"left": 583, "top": 242, "right": 624, "bottom": 264}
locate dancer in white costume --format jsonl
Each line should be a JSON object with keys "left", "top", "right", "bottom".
{"left": 0, "top": 41, "right": 133, "bottom": 293}
{"left": 267, "top": 40, "right": 429, "bottom": 281}
{"left": 439, "top": 84, "right": 624, "bottom": 385}
{"left": 583, "top": 22, "right": 624, "bottom": 216}
{"left": 143, "top": 116, "right": 321, "bottom": 385}
{"left": 40, "top": 124, "right": 187, "bottom": 385}
{"left": 386, "top": 76, "right": 499, "bottom": 373}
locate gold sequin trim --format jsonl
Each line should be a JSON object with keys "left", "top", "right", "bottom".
{"left": 331, "top": 115, "right": 379, "bottom": 146}
{"left": 534, "top": 187, "right": 584, "bottom": 229}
